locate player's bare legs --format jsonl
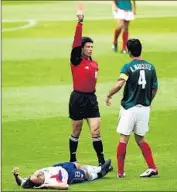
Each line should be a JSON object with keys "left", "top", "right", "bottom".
{"left": 87, "top": 118, "right": 105, "bottom": 166}
{"left": 122, "top": 20, "right": 129, "bottom": 53}
{"left": 69, "top": 120, "right": 83, "bottom": 162}
{"left": 113, "top": 19, "right": 124, "bottom": 52}
{"left": 134, "top": 134, "right": 158, "bottom": 177}
{"left": 117, "top": 134, "right": 130, "bottom": 177}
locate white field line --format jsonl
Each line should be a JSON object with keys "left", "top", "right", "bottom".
{"left": 2, "top": 19, "right": 37, "bottom": 32}
{"left": 2, "top": 12, "right": 177, "bottom": 24}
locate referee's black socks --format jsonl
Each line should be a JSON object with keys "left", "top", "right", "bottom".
{"left": 92, "top": 136, "right": 105, "bottom": 165}
{"left": 69, "top": 135, "right": 79, "bottom": 162}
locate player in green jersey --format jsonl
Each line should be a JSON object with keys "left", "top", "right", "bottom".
{"left": 106, "top": 39, "right": 158, "bottom": 178}
{"left": 112, "top": 0, "right": 136, "bottom": 53}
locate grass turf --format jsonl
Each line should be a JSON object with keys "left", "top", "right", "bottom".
{"left": 2, "top": 1, "right": 177, "bottom": 191}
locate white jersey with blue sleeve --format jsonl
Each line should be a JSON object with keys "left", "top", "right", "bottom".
{"left": 40, "top": 167, "right": 69, "bottom": 185}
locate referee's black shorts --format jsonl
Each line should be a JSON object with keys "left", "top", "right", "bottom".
{"left": 69, "top": 90, "right": 100, "bottom": 120}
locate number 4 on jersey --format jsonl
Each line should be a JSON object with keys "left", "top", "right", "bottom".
{"left": 138, "top": 70, "right": 146, "bottom": 89}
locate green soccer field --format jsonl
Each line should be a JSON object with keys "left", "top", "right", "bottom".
{"left": 2, "top": 1, "right": 177, "bottom": 191}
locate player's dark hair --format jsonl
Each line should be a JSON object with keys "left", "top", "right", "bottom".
{"left": 22, "top": 178, "right": 41, "bottom": 189}
{"left": 127, "top": 38, "right": 142, "bottom": 57}
{"left": 81, "top": 36, "right": 93, "bottom": 48}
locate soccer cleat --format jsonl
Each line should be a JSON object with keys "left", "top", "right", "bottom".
{"left": 99, "top": 163, "right": 113, "bottom": 173}
{"left": 98, "top": 159, "right": 111, "bottom": 178}
{"left": 108, "top": 165, "right": 113, "bottom": 172}
{"left": 112, "top": 44, "right": 118, "bottom": 52}
{"left": 140, "top": 168, "right": 158, "bottom": 178}
{"left": 121, "top": 49, "right": 127, "bottom": 54}
{"left": 117, "top": 172, "right": 126, "bottom": 178}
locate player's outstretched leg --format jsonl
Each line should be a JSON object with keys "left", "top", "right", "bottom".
{"left": 83, "top": 159, "right": 111, "bottom": 181}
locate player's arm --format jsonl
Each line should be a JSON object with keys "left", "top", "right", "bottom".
{"left": 151, "top": 68, "right": 158, "bottom": 101}
{"left": 45, "top": 182, "right": 69, "bottom": 190}
{"left": 70, "top": 13, "right": 84, "bottom": 66}
{"left": 132, "top": 0, "right": 136, "bottom": 15}
{"left": 106, "top": 64, "right": 129, "bottom": 106}
{"left": 106, "top": 77, "right": 126, "bottom": 105}
{"left": 12, "top": 168, "right": 24, "bottom": 186}
{"left": 35, "top": 182, "right": 69, "bottom": 190}
{"left": 151, "top": 88, "right": 158, "bottom": 101}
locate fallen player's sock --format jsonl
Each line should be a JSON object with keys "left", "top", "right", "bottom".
{"left": 87, "top": 172, "right": 98, "bottom": 181}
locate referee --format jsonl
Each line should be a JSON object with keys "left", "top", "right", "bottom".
{"left": 68, "top": 12, "right": 107, "bottom": 167}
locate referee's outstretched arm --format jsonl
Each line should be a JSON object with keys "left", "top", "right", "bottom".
{"left": 70, "top": 15, "right": 84, "bottom": 66}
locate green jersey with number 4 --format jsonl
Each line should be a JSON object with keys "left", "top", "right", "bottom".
{"left": 119, "top": 59, "right": 158, "bottom": 109}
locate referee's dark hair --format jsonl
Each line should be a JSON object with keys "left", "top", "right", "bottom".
{"left": 127, "top": 38, "right": 142, "bottom": 57}
{"left": 81, "top": 36, "right": 93, "bottom": 48}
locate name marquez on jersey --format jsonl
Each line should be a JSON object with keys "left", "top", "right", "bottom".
{"left": 130, "top": 64, "right": 151, "bottom": 72}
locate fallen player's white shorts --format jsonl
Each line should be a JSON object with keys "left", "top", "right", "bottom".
{"left": 117, "top": 105, "right": 150, "bottom": 136}
{"left": 113, "top": 8, "right": 134, "bottom": 21}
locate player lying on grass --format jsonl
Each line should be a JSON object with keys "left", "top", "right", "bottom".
{"left": 12, "top": 159, "right": 111, "bottom": 190}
